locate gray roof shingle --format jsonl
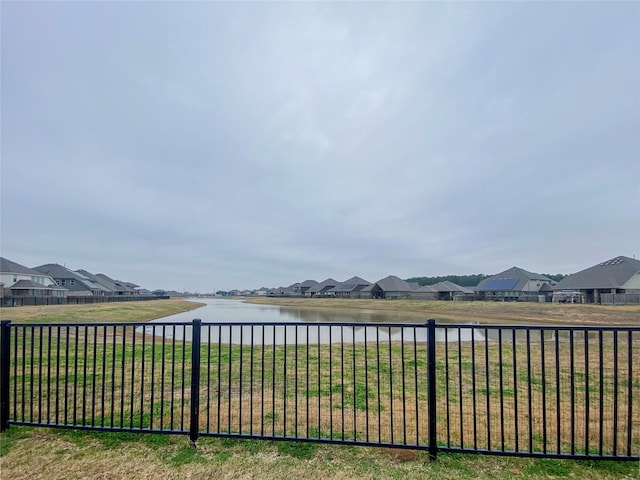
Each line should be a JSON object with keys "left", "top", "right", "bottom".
{"left": 0, "top": 257, "right": 41, "bottom": 276}
{"left": 330, "top": 276, "right": 372, "bottom": 293}
{"left": 477, "top": 267, "right": 553, "bottom": 292}
{"left": 308, "top": 278, "right": 339, "bottom": 293}
{"left": 374, "top": 275, "right": 415, "bottom": 292}
{"left": 554, "top": 256, "right": 640, "bottom": 290}
{"left": 34, "top": 264, "right": 111, "bottom": 292}
{"left": 430, "top": 281, "right": 474, "bottom": 294}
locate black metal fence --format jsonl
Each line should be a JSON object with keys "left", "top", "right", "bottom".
{"left": 0, "top": 319, "right": 638, "bottom": 461}
{"left": 1, "top": 295, "right": 170, "bottom": 307}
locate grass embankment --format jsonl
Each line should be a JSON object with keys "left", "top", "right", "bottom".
{"left": 244, "top": 297, "right": 640, "bottom": 326}
{"left": 1, "top": 299, "right": 639, "bottom": 479}
{"left": 0, "top": 298, "right": 205, "bottom": 324}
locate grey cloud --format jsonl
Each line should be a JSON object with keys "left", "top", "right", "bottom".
{"left": 2, "top": 2, "right": 638, "bottom": 292}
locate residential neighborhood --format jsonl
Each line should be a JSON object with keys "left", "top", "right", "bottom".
{"left": 2, "top": 255, "right": 639, "bottom": 306}
{"left": 218, "top": 255, "right": 640, "bottom": 305}
{"left": 0, "top": 257, "right": 165, "bottom": 306}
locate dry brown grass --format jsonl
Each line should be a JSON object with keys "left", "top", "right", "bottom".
{"left": 0, "top": 298, "right": 204, "bottom": 324}
{"left": 2, "top": 426, "right": 638, "bottom": 480}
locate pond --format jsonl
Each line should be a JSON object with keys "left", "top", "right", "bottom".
{"left": 155, "top": 298, "right": 429, "bottom": 324}
{"left": 143, "top": 298, "right": 486, "bottom": 344}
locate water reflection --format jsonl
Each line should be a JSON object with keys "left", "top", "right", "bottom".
{"left": 141, "top": 323, "right": 434, "bottom": 345}
{"left": 144, "top": 298, "right": 590, "bottom": 345}
{"left": 144, "top": 298, "right": 487, "bottom": 345}
{"left": 154, "top": 298, "right": 423, "bottom": 326}
{"left": 277, "top": 307, "right": 420, "bottom": 325}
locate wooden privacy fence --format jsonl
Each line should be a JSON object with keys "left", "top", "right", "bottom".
{"left": 0, "top": 319, "right": 638, "bottom": 461}
{"left": 1, "top": 295, "right": 170, "bottom": 307}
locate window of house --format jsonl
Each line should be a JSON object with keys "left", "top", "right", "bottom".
{"left": 70, "top": 279, "right": 75, "bottom": 286}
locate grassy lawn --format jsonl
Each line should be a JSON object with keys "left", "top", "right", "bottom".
{"left": 0, "top": 298, "right": 205, "bottom": 324}
{"left": 2, "top": 426, "right": 639, "bottom": 479}
{"left": 1, "top": 299, "right": 639, "bottom": 479}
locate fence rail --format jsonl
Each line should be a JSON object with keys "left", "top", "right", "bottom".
{"left": 0, "top": 319, "right": 638, "bottom": 461}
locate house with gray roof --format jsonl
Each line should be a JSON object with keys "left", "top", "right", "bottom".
{"left": 553, "top": 256, "right": 640, "bottom": 304}
{"left": 268, "top": 285, "right": 296, "bottom": 297}
{"left": 430, "top": 281, "right": 475, "bottom": 301}
{"left": 367, "top": 275, "right": 418, "bottom": 299}
{"left": 329, "top": 276, "right": 372, "bottom": 298}
{"left": 33, "top": 263, "right": 109, "bottom": 296}
{"left": 307, "top": 278, "right": 340, "bottom": 297}
{"left": 411, "top": 284, "right": 438, "bottom": 300}
{"left": 292, "top": 280, "right": 319, "bottom": 297}
{"left": 76, "top": 270, "right": 135, "bottom": 295}
{"left": 96, "top": 274, "right": 138, "bottom": 295}
{"left": 476, "top": 267, "right": 555, "bottom": 301}
{"left": 0, "top": 257, "right": 67, "bottom": 299}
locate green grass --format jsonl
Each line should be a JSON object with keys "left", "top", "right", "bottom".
{"left": 0, "top": 425, "right": 34, "bottom": 457}
{"left": 4, "top": 427, "right": 639, "bottom": 479}
{"left": 2, "top": 300, "right": 639, "bottom": 478}
{"left": 276, "top": 440, "right": 318, "bottom": 459}
{"left": 8, "top": 331, "right": 639, "bottom": 455}
{"left": 169, "top": 445, "right": 206, "bottom": 466}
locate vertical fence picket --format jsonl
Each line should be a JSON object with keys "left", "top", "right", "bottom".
{"left": 0, "top": 320, "right": 10, "bottom": 432}
{"left": 189, "top": 319, "right": 201, "bottom": 444}
{"left": 427, "top": 319, "right": 438, "bottom": 461}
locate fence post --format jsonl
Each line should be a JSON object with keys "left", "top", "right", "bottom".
{"left": 427, "top": 318, "right": 438, "bottom": 461}
{"left": 1, "top": 320, "right": 11, "bottom": 432}
{"left": 189, "top": 319, "right": 202, "bottom": 446}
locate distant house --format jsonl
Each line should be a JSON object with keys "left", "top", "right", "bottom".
{"left": 292, "top": 280, "right": 319, "bottom": 297}
{"left": 0, "top": 257, "right": 67, "bottom": 298}
{"left": 307, "top": 278, "right": 340, "bottom": 297}
{"left": 33, "top": 263, "right": 109, "bottom": 296}
{"left": 166, "top": 290, "right": 185, "bottom": 297}
{"left": 410, "top": 284, "right": 438, "bottom": 300}
{"left": 367, "top": 275, "right": 417, "bottom": 299}
{"left": 76, "top": 270, "right": 135, "bottom": 296}
{"left": 96, "top": 274, "right": 137, "bottom": 295}
{"left": 268, "top": 286, "right": 296, "bottom": 297}
{"left": 122, "top": 282, "right": 140, "bottom": 293}
{"left": 430, "top": 281, "right": 475, "bottom": 301}
{"left": 476, "top": 267, "right": 555, "bottom": 301}
{"left": 553, "top": 256, "right": 640, "bottom": 304}
{"left": 329, "top": 276, "right": 372, "bottom": 298}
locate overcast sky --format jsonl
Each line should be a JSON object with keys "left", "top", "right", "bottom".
{"left": 1, "top": 2, "right": 639, "bottom": 292}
